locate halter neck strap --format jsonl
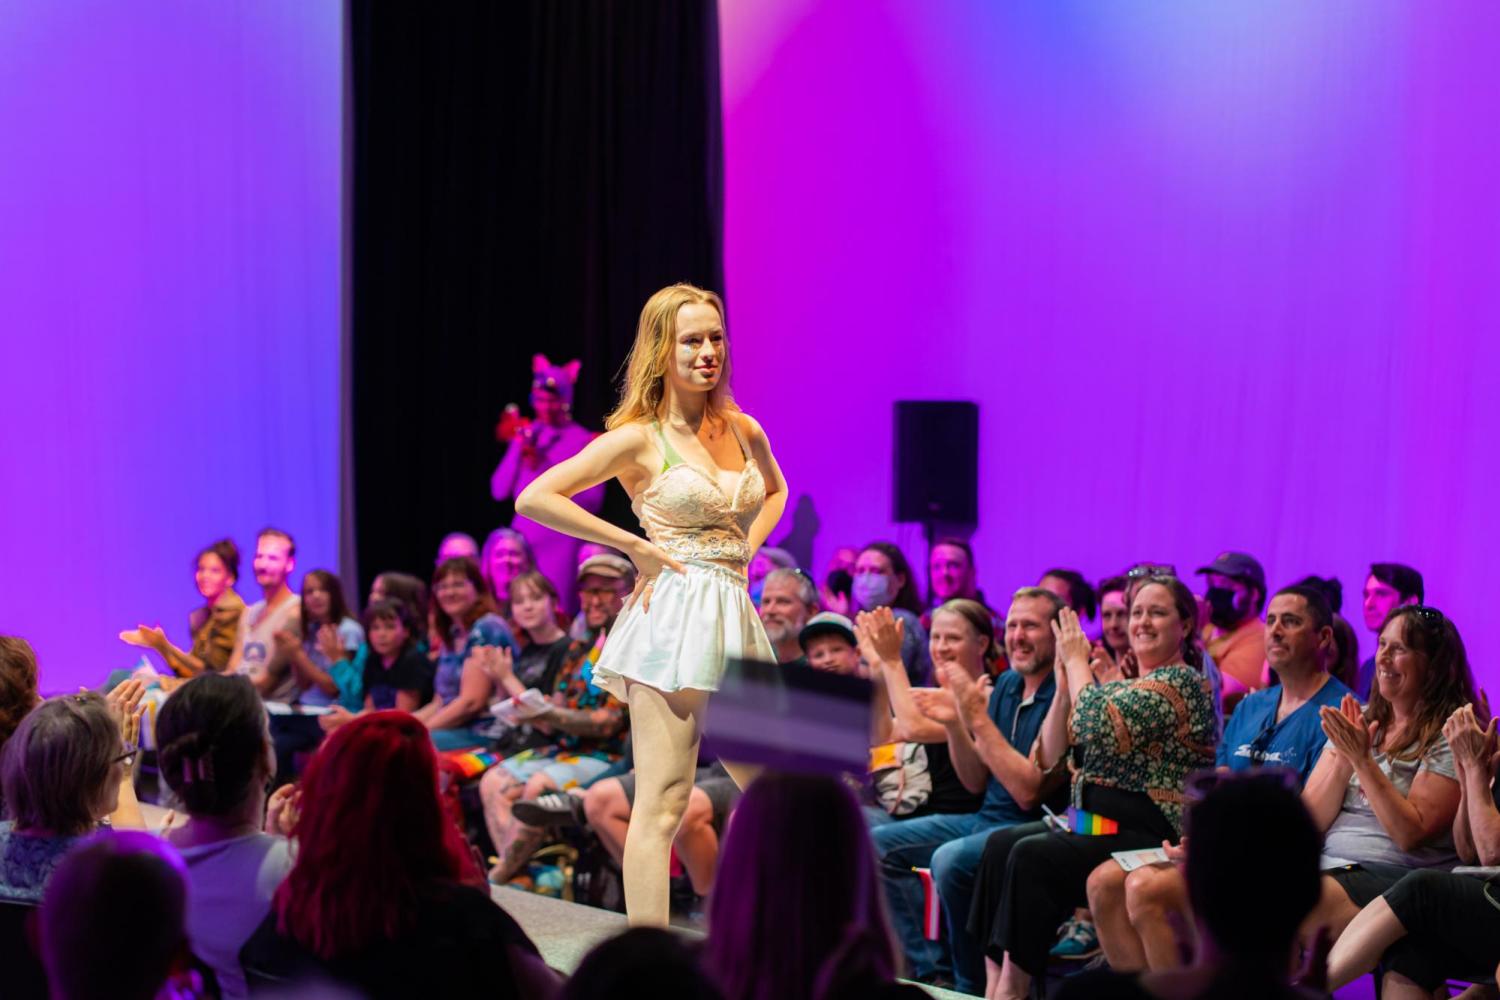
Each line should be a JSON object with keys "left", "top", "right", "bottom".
{"left": 651, "top": 420, "right": 684, "bottom": 472}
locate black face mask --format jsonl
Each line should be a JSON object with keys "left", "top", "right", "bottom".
{"left": 1205, "top": 587, "right": 1244, "bottom": 629}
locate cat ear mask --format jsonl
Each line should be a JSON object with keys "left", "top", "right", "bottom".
{"left": 531, "top": 354, "right": 581, "bottom": 405}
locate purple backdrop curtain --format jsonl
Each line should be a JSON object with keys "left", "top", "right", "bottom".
{"left": 720, "top": 1, "right": 1500, "bottom": 685}
{"left": 0, "top": 1, "right": 343, "bottom": 692}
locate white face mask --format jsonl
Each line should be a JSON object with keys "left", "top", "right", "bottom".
{"left": 853, "top": 573, "right": 896, "bottom": 611}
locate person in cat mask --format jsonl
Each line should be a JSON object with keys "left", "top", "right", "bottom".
{"left": 1195, "top": 551, "right": 1267, "bottom": 712}
{"left": 492, "top": 354, "right": 606, "bottom": 615}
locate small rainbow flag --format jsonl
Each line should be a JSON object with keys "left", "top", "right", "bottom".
{"left": 913, "top": 867, "right": 942, "bottom": 940}
{"left": 1067, "top": 806, "right": 1119, "bottom": 836}
{"left": 442, "top": 749, "right": 498, "bottom": 779}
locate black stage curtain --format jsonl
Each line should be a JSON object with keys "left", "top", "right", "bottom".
{"left": 349, "top": 1, "right": 724, "bottom": 594}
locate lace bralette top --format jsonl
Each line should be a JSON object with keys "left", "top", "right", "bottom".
{"left": 630, "top": 418, "right": 766, "bottom": 569}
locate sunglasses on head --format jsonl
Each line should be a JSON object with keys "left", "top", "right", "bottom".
{"left": 1409, "top": 605, "right": 1445, "bottom": 626}
{"left": 1126, "top": 564, "right": 1178, "bottom": 580}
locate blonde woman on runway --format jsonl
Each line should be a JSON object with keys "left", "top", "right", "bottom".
{"left": 514, "top": 283, "right": 786, "bottom": 925}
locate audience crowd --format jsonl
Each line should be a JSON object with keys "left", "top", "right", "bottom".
{"left": 3, "top": 521, "right": 1482, "bottom": 1000}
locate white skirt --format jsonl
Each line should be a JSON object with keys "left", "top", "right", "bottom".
{"left": 591, "top": 560, "right": 775, "bottom": 701}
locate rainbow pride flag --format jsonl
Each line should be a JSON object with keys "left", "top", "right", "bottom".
{"left": 1067, "top": 806, "right": 1119, "bottom": 836}
{"left": 443, "top": 748, "right": 499, "bottom": 779}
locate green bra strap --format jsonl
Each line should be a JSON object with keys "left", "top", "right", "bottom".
{"left": 652, "top": 421, "right": 684, "bottom": 472}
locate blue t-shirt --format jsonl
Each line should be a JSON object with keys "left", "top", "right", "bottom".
{"left": 1216, "top": 675, "right": 1353, "bottom": 783}
{"left": 977, "top": 670, "right": 1057, "bottom": 823}
{"left": 433, "top": 613, "right": 516, "bottom": 706}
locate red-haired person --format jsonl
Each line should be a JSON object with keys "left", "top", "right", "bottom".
{"left": 240, "top": 712, "right": 559, "bottom": 998}
{"left": 0, "top": 635, "right": 40, "bottom": 758}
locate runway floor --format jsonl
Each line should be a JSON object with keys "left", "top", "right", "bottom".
{"left": 489, "top": 886, "right": 974, "bottom": 998}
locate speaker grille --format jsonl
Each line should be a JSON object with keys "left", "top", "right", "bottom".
{"left": 893, "top": 401, "right": 978, "bottom": 524}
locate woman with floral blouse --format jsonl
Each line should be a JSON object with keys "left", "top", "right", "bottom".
{"left": 968, "top": 576, "right": 1217, "bottom": 1000}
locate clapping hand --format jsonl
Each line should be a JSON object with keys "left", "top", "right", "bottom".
{"left": 469, "top": 645, "right": 514, "bottom": 687}
{"left": 911, "top": 687, "right": 958, "bottom": 724}
{"left": 821, "top": 588, "right": 852, "bottom": 617}
{"left": 854, "top": 607, "right": 904, "bottom": 668}
{"left": 939, "top": 660, "right": 992, "bottom": 724}
{"left": 319, "top": 705, "right": 354, "bottom": 733}
{"left": 265, "top": 784, "right": 302, "bottom": 836}
{"left": 1444, "top": 703, "right": 1499, "bottom": 775}
{"left": 1050, "top": 607, "right": 1093, "bottom": 673}
{"left": 1319, "top": 694, "right": 1376, "bottom": 764}
{"left": 316, "top": 624, "right": 345, "bottom": 664}
{"left": 119, "top": 625, "right": 168, "bottom": 651}
{"left": 271, "top": 629, "right": 299, "bottom": 655}
{"left": 1090, "top": 642, "right": 1121, "bottom": 683}
{"left": 103, "top": 679, "right": 147, "bottom": 752}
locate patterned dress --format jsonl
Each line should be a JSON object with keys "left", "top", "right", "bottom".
{"left": 1070, "top": 663, "right": 1217, "bottom": 833}
{"left": 0, "top": 822, "right": 78, "bottom": 903}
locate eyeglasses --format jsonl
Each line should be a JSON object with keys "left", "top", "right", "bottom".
{"left": 579, "top": 586, "right": 625, "bottom": 600}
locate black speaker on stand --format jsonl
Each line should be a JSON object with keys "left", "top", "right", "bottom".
{"left": 893, "top": 401, "right": 979, "bottom": 550}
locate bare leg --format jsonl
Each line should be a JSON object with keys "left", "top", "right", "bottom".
{"left": 1380, "top": 970, "right": 1443, "bottom": 1000}
{"left": 1088, "top": 860, "right": 1146, "bottom": 971}
{"left": 983, "top": 957, "right": 1002, "bottom": 999}
{"left": 582, "top": 778, "right": 631, "bottom": 863}
{"left": 622, "top": 683, "right": 707, "bottom": 926}
{"left": 718, "top": 760, "right": 762, "bottom": 790}
{"left": 674, "top": 786, "right": 720, "bottom": 895}
{"left": 1299, "top": 875, "right": 1363, "bottom": 953}
{"left": 478, "top": 767, "right": 524, "bottom": 870}
{"left": 489, "top": 772, "right": 558, "bottom": 883}
{"left": 995, "top": 953, "right": 1031, "bottom": 1000}
{"left": 1326, "top": 896, "right": 1408, "bottom": 989}
{"left": 1124, "top": 864, "right": 1193, "bottom": 970}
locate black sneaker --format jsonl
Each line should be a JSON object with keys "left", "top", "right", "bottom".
{"left": 513, "top": 792, "right": 587, "bottom": 828}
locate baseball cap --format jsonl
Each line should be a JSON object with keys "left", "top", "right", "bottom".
{"left": 577, "top": 553, "right": 635, "bottom": 582}
{"left": 1195, "top": 551, "right": 1266, "bottom": 591}
{"left": 799, "top": 612, "right": 857, "bottom": 651}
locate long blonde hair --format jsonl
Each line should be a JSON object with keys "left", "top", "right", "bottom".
{"left": 606, "top": 283, "right": 739, "bottom": 429}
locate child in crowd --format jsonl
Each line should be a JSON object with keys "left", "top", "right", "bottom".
{"left": 323, "top": 600, "right": 432, "bottom": 729}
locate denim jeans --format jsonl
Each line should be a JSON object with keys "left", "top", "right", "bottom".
{"left": 871, "top": 809, "right": 1002, "bottom": 991}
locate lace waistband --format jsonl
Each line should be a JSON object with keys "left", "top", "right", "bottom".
{"left": 668, "top": 559, "right": 748, "bottom": 584}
